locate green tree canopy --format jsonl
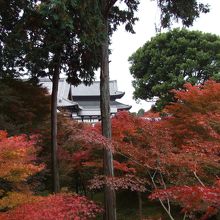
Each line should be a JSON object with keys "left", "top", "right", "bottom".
{"left": 1, "top": 0, "right": 103, "bottom": 84}
{"left": 129, "top": 28, "right": 220, "bottom": 110}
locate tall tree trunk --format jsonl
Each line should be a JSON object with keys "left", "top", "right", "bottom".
{"left": 51, "top": 58, "right": 60, "bottom": 193}
{"left": 100, "top": 1, "right": 116, "bottom": 219}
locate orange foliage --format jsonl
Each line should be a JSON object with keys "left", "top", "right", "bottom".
{"left": 0, "top": 131, "right": 44, "bottom": 182}
{"left": 0, "top": 192, "right": 41, "bottom": 210}
{"left": 0, "top": 131, "right": 44, "bottom": 209}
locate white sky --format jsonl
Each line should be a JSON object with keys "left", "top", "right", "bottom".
{"left": 102, "top": 0, "right": 220, "bottom": 112}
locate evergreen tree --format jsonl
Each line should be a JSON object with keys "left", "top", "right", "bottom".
{"left": 129, "top": 29, "right": 220, "bottom": 110}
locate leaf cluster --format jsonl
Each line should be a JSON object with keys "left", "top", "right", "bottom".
{"left": 108, "top": 0, "right": 139, "bottom": 35}
{"left": 157, "top": 0, "right": 209, "bottom": 28}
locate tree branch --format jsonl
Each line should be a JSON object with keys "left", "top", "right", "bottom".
{"left": 183, "top": 212, "right": 187, "bottom": 220}
{"left": 159, "top": 172, "right": 171, "bottom": 213}
{"left": 193, "top": 171, "right": 205, "bottom": 187}
{"left": 149, "top": 172, "right": 175, "bottom": 220}
{"left": 115, "top": 150, "right": 153, "bottom": 169}
{"left": 105, "top": 0, "right": 117, "bottom": 15}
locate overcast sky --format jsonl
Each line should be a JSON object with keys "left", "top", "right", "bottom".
{"left": 103, "top": 0, "right": 220, "bottom": 112}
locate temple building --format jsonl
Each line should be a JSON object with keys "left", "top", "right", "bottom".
{"left": 39, "top": 78, "right": 79, "bottom": 112}
{"left": 71, "top": 80, "right": 131, "bottom": 122}
{"left": 40, "top": 78, "right": 131, "bottom": 122}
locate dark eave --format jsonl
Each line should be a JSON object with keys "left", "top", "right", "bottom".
{"left": 76, "top": 100, "right": 132, "bottom": 111}
{"left": 113, "top": 101, "right": 132, "bottom": 111}
{"left": 73, "top": 92, "right": 125, "bottom": 102}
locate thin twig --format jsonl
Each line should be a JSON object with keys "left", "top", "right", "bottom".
{"left": 152, "top": 170, "right": 157, "bottom": 180}
{"left": 159, "top": 172, "right": 170, "bottom": 213}
{"left": 149, "top": 173, "right": 175, "bottom": 220}
{"left": 115, "top": 150, "right": 153, "bottom": 169}
{"left": 193, "top": 171, "right": 205, "bottom": 187}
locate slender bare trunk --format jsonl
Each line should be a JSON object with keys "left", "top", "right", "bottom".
{"left": 51, "top": 57, "right": 60, "bottom": 193}
{"left": 100, "top": 1, "right": 116, "bottom": 218}
{"left": 138, "top": 192, "right": 142, "bottom": 220}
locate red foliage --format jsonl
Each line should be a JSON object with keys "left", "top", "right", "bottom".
{"left": 111, "top": 111, "right": 172, "bottom": 171}
{"left": 53, "top": 116, "right": 114, "bottom": 193}
{"left": 107, "top": 81, "right": 220, "bottom": 218}
{"left": 165, "top": 80, "right": 220, "bottom": 147}
{"left": 52, "top": 81, "right": 220, "bottom": 219}
{"left": 89, "top": 174, "right": 147, "bottom": 192}
{"left": 150, "top": 180, "right": 220, "bottom": 219}
{"left": 147, "top": 81, "right": 220, "bottom": 218}
{"left": 162, "top": 81, "right": 220, "bottom": 174}
{"left": 143, "top": 111, "right": 161, "bottom": 119}
{"left": 113, "top": 160, "right": 136, "bottom": 173}
{"left": 0, "top": 193, "right": 102, "bottom": 220}
{"left": 58, "top": 148, "right": 91, "bottom": 169}
{"left": 109, "top": 84, "right": 220, "bottom": 182}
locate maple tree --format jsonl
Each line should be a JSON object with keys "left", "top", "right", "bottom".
{"left": 147, "top": 81, "right": 220, "bottom": 219}
{"left": 38, "top": 114, "right": 110, "bottom": 193}
{"left": 0, "top": 130, "right": 44, "bottom": 182}
{"left": 0, "top": 193, "right": 103, "bottom": 220}
{"left": 40, "top": 114, "right": 147, "bottom": 197}
{"left": 57, "top": 118, "right": 103, "bottom": 194}
{"left": 111, "top": 111, "right": 172, "bottom": 172}
{"left": 0, "top": 129, "right": 103, "bottom": 219}
{"left": 105, "top": 79, "right": 220, "bottom": 219}
{"left": 111, "top": 82, "right": 220, "bottom": 178}
{"left": 150, "top": 180, "right": 220, "bottom": 219}
{"left": 0, "top": 130, "right": 44, "bottom": 210}
{"left": 162, "top": 81, "right": 220, "bottom": 177}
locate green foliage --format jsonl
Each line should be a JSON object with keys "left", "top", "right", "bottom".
{"left": 0, "top": 78, "right": 50, "bottom": 135}
{"left": 1, "top": 0, "right": 208, "bottom": 80}
{"left": 108, "top": 1, "right": 139, "bottom": 35}
{"left": 0, "top": 0, "right": 104, "bottom": 85}
{"left": 157, "top": 0, "right": 209, "bottom": 28}
{"left": 129, "top": 28, "right": 220, "bottom": 110}
{"left": 137, "top": 108, "right": 145, "bottom": 116}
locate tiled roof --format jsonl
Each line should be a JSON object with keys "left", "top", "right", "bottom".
{"left": 71, "top": 80, "right": 124, "bottom": 97}
{"left": 39, "top": 78, "right": 78, "bottom": 107}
